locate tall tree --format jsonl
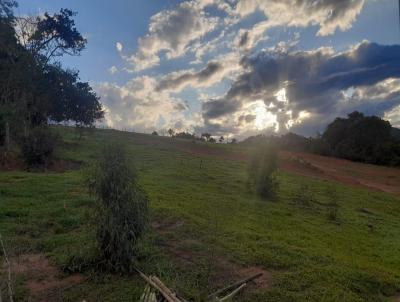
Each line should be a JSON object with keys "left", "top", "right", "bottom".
{"left": 15, "top": 9, "right": 86, "bottom": 65}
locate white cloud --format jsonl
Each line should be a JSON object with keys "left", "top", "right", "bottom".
{"left": 108, "top": 66, "right": 118, "bottom": 75}
{"left": 116, "top": 42, "right": 123, "bottom": 52}
{"left": 232, "top": 0, "right": 365, "bottom": 49}
{"left": 125, "top": 1, "right": 219, "bottom": 71}
{"left": 95, "top": 76, "right": 200, "bottom": 133}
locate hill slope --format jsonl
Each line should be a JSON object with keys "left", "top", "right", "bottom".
{"left": 1, "top": 126, "right": 400, "bottom": 301}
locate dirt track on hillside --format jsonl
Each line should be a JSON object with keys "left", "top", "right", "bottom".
{"left": 279, "top": 151, "right": 400, "bottom": 195}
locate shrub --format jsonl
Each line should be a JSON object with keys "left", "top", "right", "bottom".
{"left": 248, "top": 143, "right": 279, "bottom": 199}
{"left": 88, "top": 143, "right": 148, "bottom": 273}
{"left": 20, "top": 127, "right": 57, "bottom": 168}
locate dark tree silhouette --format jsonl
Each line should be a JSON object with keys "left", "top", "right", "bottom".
{"left": 16, "top": 9, "right": 86, "bottom": 65}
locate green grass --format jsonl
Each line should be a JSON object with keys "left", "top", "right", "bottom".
{"left": 1, "top": 126, "right": 400, "bottom": 301}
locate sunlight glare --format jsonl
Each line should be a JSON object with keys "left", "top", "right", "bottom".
{"left": 275, "top": 88, "right": 288, "bottom": 103}
{"left": 249, "top": 100, "right": 278, "bottom": 131}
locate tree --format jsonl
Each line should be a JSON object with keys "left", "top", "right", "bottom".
{"left": 322, "top": 111, "right": 398, "bottom": 165}
{"left": 219, "top": 136, "right": 224, "bottom": 143}
{"left": 15, "top": 8, "right": 86, "bottom": 65}
{"left": 230, "top": 138, "right": 237, "bottom": 144}
{"left": 201, "top": 133, "right": 211, "bottom": 141}
{"left": 209, "top": 137, "right": 216, "bottom": 143}
{"left": 151, "top": 131, "right": 158, "bottom": 136}
{"left": 88, "top": 144, "right": 148, "bottom": 273}
{"left": 167, "top": 128, "right": 174, "bottom": 137}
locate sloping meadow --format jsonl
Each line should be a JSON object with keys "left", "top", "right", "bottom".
{"left": 0, "top": 126, "right": 399, "bottom": 301}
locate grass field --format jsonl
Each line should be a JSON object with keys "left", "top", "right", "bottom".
{"left": 1, "top": 126, "right": 400, "bottom": 301}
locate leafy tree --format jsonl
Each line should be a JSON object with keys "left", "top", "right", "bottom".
{"left": 175, "top": 131, "right": 196, "bottom": 140}
{"left": 209, "top": 137, "right": 216, "bottom": 143}
{"left": 219, "top": 136, "right": 224, "bottom": 143}
{"left": 88, "top": 144, "right": 148, "bottom": 273}
{"left": 322, "top": 111, "right": 398, "bottom": 165}
{"left": 15, "top": 9, "right": 86, "bottom": 65}
{"left": 201, "top": 133, "right": 211, "bottom": 141}
{"left": 151, "top": 130, "right": 158, "bottom": 136}
{"left": 167, "top": 128, "right": 174, "bottom": 137}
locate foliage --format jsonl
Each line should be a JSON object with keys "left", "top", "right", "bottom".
{"left": 151, "top": 130, "right": 158, "bottom": 136}
{"left": 248, "top": 143, "right": 279, "bottom": 199}
{"left": 0, "top": 1, "right": 103, "bottom": 160}
{"left": 20, "top": 126, "right": 57, "bottom": 168}
{"left": 88, "top": 143, "right": 148, "bottom": 273}
{"left": 174, "top": 131, "right": 196, "bottom": 140}
{"left": 167, "top": 128, "right": 174, "bottom": 137}
{"left": 15, "top": 8, "right": 86, "bottom": 65}
{"left": 322, "top": 111, "right": 398, "bottom": 165}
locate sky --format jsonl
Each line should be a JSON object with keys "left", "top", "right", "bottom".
{"left": 17, "top": 0, "right": 400, "bottom": 139}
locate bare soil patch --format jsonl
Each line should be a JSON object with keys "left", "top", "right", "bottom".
{"left": 280, "top": 151, "right": 400, "bottom": 195}
{"left": 8, "top": 253, "right": 84, "bottom": 301}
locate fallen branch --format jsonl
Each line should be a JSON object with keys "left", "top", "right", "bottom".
{"left": 0, "top": 233, "right": 13, "bottom": 302}
{"left": 208, "top": 272, "right": 263, "bottom": 299}
{"left": 135, "top": 267, "right": 184, "bottom": 302}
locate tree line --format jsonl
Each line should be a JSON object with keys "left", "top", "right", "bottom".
{"left": 153, "top": 128, "right": 237, "bottom": 144}
{"left": 0, "top": 0, "right": 103, "bottom": 166}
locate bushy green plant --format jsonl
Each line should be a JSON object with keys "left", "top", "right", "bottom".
{"left": 88, "top": 143, "right": 148, "bottom": 273}
{"left": 248, "top": 143, "right": 279, "bottom": 199}
{"left": 20, "top": 126, "right": 57, "bottom": 168}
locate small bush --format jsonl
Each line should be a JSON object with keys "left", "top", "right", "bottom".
{"left": 20, "top": 127, "right": 57, "bottom": 168}
{"left": 88, "top": 143, "right": 148, "bottom": 273}
{"left": 248, "top": 143, "right": 279, "bottom": 199}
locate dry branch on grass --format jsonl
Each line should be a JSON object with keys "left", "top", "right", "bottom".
{"left": 137, "top": 266, "right": 263, "bottom": 302}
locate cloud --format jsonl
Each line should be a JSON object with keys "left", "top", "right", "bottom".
{"left": 108, "top": 66, "right": 118, "bottom": 75}
{"left": 95, "top": 76, "right": 197, "bottom": 132}
{"left": 125, "top": 1, "right": 218, "bottom": 71}
{"left": 202, "top": 42, "right": 400, "bottom": 137}
{"left": 116, "top": 42, "right": 123, "bottom": 52}
{"left": 156, "top": 52, "right": 240, "bottom": 92}
{"left": 232, "top": 0, "right": 365, "bottom": 49}
{"left": 235, "top": 0, "right": 365, "bottom": 36}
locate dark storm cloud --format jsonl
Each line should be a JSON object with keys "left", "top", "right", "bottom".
{"left": 202, "top": 41, "right": 400, "bottom": 132}
{"left": 238, "top": 114, "right": 256, "bottom": 124}
{"left": 202, "top": 98, "right": 241, "bottom": 119}
{"left": 156, "top": 61, "right": 223, "bottom": 91}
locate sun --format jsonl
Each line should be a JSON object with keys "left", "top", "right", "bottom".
{"left": 250, "top": 100, "right": 277, "bottom": 131}
{"left": 275, "top": 88, "right": 288, "bottom": 103}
